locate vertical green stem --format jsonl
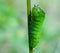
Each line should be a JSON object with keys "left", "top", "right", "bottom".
{"left": 29, "top": 48, "right": 33, "bottom": 53}
{"left": 27, "top": 0, "right": 33, "bottom": 53}
{"left": 27, "top": 0, "right": 31, "bottom": 15}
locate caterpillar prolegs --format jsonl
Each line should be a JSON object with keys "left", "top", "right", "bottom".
{"left": 28, "top": 5, "right": 45, "bottom": 48}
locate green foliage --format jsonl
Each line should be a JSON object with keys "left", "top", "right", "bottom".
{"left": 28, "top": 5, "right": 45, "bottom": 48}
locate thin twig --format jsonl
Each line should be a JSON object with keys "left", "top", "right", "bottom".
{"left": 27, "top": 0, "right": 33, "bottom": 53}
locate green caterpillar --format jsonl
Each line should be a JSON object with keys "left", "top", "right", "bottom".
{"left": 28, "top": 5, "right": 45, "bottom": 48}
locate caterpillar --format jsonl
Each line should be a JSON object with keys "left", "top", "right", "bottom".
{"left": 28, "top": 5, "right": 45, "bottom": 48}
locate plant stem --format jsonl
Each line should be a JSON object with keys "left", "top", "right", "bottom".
{"left": 29, "top": 48, "right": 33, "bottom": 53}
{"left": 27, "top": 0, "right": 33, "bottom": 53}
{"left": 27, "top": 0, "right": 31, "bottom": 15}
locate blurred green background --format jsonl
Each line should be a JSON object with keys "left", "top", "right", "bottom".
{"left": 0, "top": 0, "right": 60, "bottom": 53}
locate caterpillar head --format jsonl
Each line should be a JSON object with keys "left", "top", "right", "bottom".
{"left": 32, "top": 5, "right": 45, "bottom": 17}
